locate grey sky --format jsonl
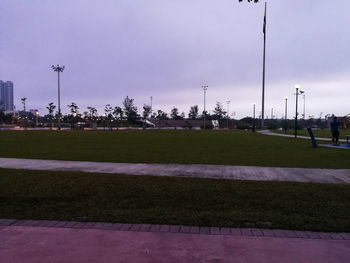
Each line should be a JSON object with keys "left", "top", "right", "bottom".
{"left": 1, "top": 0, "right": 349, "bottom": 118}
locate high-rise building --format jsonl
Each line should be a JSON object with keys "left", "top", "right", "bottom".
{"left": 0, "top": 80, "right": 14, "bottom": 111}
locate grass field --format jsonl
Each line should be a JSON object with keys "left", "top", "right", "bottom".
{"left": 273, "top": 129, "right": 349, "bottom": 140}
{"left": 1, "top": 168, "right": 349, "bottom": 232}
{"left": 0, "top": 130, "right": 349, "bottom": 168}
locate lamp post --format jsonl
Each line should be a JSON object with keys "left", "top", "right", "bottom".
{"left": 284, "top": 97, "right": 288, "bottom": 134}
{"left": 226, "top": 100, "right": 230, "bottom": 129}
{"left": 51, "top": 64, "right": 65, "bottom": 130}
{"left": 150, "top": 96, "right": 153, "bottom": 119}
{"left": 294, "top": 85, "right": 304, "bottom": 138}
{"left": 302, "top": 94, "right": 306, "bottom": 120}
{"left": 202, "top": 85, "right": 208, "bottom": 129}
{"left": 252, "top": 103, "right": 256, "bottom": 132}
{"left": 35, "top": 110, "right": 39, "bottom": 127}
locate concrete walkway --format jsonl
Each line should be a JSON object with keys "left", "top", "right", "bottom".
{"left": 1, "top": 157, "right": 350, "bottom": 184}
{"left": 259, "top": 130, "right": 348, "bottom": 142}
{"left": 1, "top": 130, "right": 349, "bottom": 185}
{"left": 1, "top": 219, "right": 349, "bottom": 263}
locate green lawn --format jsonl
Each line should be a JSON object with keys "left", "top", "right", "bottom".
{"left": 1, "top": 168, "right": 349, "bottom": 232}
{"left": 272, "top": 129, "right": 349, "bottom": 140}
{"left": 0, "top": 130, "right": 349, "bottom": 168}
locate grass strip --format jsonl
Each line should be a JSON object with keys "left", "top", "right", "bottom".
{"left": 272, "top": 129, "right": 349, "bottom": 140}
{"left": 0, "top": 130, "right": 349, "bottom": 168}
{"left": 0, "top": 168, "right": 349, "bottom": 232}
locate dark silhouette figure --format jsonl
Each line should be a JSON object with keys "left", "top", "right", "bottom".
{"left": 330, "top": 116, "right": 340, "bottom": 144}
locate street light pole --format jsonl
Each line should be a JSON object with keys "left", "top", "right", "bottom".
{"left": 150, "top": 96, "right": 153, "bottom": 119}
{"left": 51, "top": 64, "right": 65, "bottom": 130}
{"left": 226, "top": 100, "right": 230, "bottom": 129}
{"left": 253, "top": 103, "right": 256, "bottom": 132}
{"left": 302, "top": 94, "right": 306, "bottom": 120}
{"left": 261, "top": 2, "right": 267, "bottom": 128}
{"left": 284, "top": 97, "right": 288, "bottom": 134}
{"left": 202, "top": 85, "right": 208, "bottom": 129}
{"left": 35, "top": 110, "right": 39, "bottom": 127}
{"left": 294, "top": 85, "right": 304, "bottom": 138}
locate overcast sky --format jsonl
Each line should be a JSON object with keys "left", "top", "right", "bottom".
{"left": 1, "top": 0, "right": 349, "bottom": 118}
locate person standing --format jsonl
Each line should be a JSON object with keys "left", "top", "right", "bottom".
{"left": 330, "top": 116, "right": 340, "bottom": 145}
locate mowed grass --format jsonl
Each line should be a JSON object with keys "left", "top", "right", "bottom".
{"left": 0, "top": 130, "right": 349, "bottom": 168}
{"left": 0, "top": 168, "right": 349, "bottom": 232}
{"left": 273, "top": 129, "right": 349, "bottom": 140}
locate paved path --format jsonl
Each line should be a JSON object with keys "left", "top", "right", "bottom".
{"left": 259, "top": 130, "right": 348, "bottom": 142}
{"left": 0, "top": 219, "right": 349, "bottom": 263}
{"left": 1, "top": 157, "right": 350, "bottom": 184}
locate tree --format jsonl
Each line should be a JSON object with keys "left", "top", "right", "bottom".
{"left": 170, "top": 107, "right": 179, "bottom": 120}
{"left": 87, "top": 106, "right": 98, "bottom": 121}
{"left": 151, "top": 112, "right": 157, "bottom": 120}
{"left": 188, "top": 105, "right": 199, "bottom": 119}
{"left": 67, "top": 102, "right": 79, "bottom": 115}
{"left": 104, "top": 104, "right": 113, "bottom": 130}
{"left": 142, "top": 104, "right": 152, "bottom": 119}
{"left": 21, "top": 97, "right": 27, "bottom": 112}
{"left": 83, "top": 111, "right": 89, "bottom": 119}
{"left": 123, "top": 96, "right": 138, "bottom": 124}
{"left": 46, "top": 102, "right": 56, "bottom": 129}
{"left": 113, "top": 106, "right": 123, "bottom": 121}
{"left": 212, "top": 102, "right": 227, "bottom": 120}
{"left": 104, "top": 104, "right": 113, "bottom": 119}
{"left": 180, "top": 112, "right": 185, "bottom": 119}
{"left": 157, "top": 110, "right": 168, "bottom": 120}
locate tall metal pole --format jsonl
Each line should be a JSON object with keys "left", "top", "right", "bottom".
{"left": 303, "top": 94, "right": 306, "bottom": 120}
{"left": 150, "top": 96, "right": 153, "bottom": 119}
{"left": 226, "top": 100, "right": 230, "bottom": 129}
{"left": 284, "top": 97, "right": 288, "bottom": 134}
{"left": 52, "top": 65, "right": 65, "bottom": 131}
{"left": 57, "top": 70, "right": 61, "bottom": 130}
{"left": 253, "top": 103, "right": 256, "bottom": 132}
{"left": 294, "top": 85, "right": 303, "bottom": 138}
{"left": 295, "top": 87, "right": 299, "bottom": 138}
{"left": 261, "top": 2, "right": 267, "bottom": 128}
{"left": 35, "top": 110, "right": 39, "bottom": 127}
{"left": 202, "top": 85, "right": 208, "bottom": 129}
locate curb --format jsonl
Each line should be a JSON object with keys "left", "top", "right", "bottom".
{"left": 1, "top": 219, "right": 349, "bottom": 241}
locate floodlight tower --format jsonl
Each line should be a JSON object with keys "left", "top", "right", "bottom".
{"left": 51, "top": 64, "right": 65, "bottom": 130}
{"left": 226, "top": 100, "right": 230, "bottom": 129}
{"left": 252, "top": 103, "right": 256, "bottom": 132}
{"left": 294, "top": 85, "right": 304, "bottom": 138}
{"left": 284, "top": 97, "right": 288, "bottom": 134}
{"left": 202, "top": 85, "right": 208, "bottom": 129}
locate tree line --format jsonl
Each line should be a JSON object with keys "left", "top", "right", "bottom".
{"left": 0, "top": 95, "right": 232, "bottom": 125}
{"left": 46, "top": 96, "right": 230, "bottom": 124}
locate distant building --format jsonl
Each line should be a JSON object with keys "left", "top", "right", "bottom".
{"left": 0, "top": 80, "right": 14, "bottom": 111}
